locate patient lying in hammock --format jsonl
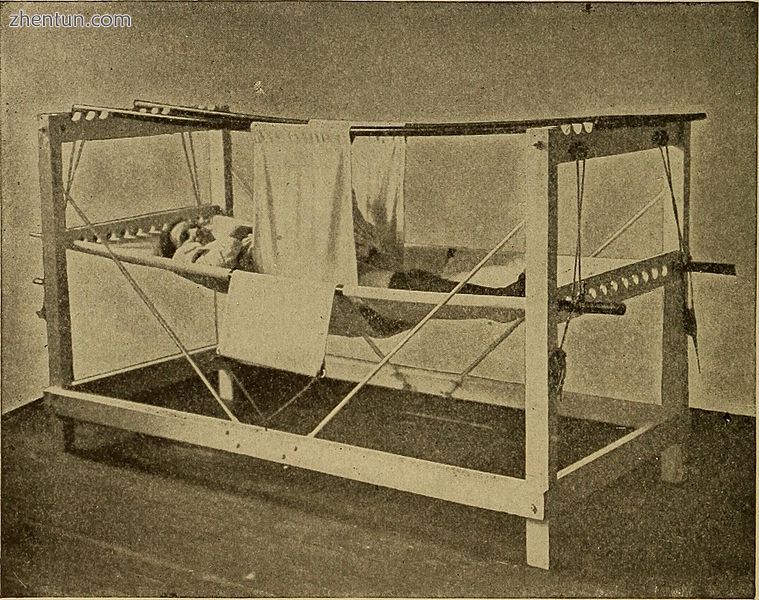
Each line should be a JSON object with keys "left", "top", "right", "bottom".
{"left": 156, "top": 212, "right": 525, "bottom": 297}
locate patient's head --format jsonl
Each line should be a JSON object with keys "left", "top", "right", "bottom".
{"left": 155, "top": 219, "right": 214, "bottom": 258}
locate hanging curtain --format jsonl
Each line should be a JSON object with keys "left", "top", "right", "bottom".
{"left": 351, "top": 135, "right": 406, "bottom": 270}
{"left": 249, "top": 120, "right": 358, "bottom": 286}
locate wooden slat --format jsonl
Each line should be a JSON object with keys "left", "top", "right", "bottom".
{"left": 552, "top": 414, "right": 688, "bottom": 508}
{"left": 46, "top": 112, "right": 223, "bottom": 144}
{"left": 70, "top": 240, "right": 231, "bottom": 293}
{"left": 46, "top": 387, "right": 544, "bottom": 519}
{"left": 557, "top": 251, "right": 682, "bottom": 305}
{"left": 65, "top": 205, "right": 222, "bottom": 245}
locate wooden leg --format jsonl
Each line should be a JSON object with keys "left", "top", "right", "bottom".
{"left": 660, "top": 278, "right": 690, "bottom": 484}
{"left": 661, "top": 443, "right": 685, "bottom": 483}
{"left": 60, "top": 417, "right": 76, "bottom": 452}
{"left": 524, "top": 128, "right": 559, "bottom": 571}
{"left": 526, "top": 518, "right": 553, "bottom": 570}
{"left": 660, "top": 127, "right": 691, "bottom": 485}
{"left": 218, "top": 368, "right": 235, "bottom": 403}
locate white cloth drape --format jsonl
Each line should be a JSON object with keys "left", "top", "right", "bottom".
{"left": 351, "top": 136, "right": 406, "bottom": 269}
{"left": 248, "top": 120, "right": 407, "bottom": 286}
{"left": 249, "top": 120, "right": 358, "bottom": 286}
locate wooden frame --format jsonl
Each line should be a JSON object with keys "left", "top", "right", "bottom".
{"left": 38, "top": 105, "right": 700, "bottom": 570}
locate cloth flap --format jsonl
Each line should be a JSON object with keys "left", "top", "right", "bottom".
{"left": 218, "top": 271, "right": 335, "bottom": 376}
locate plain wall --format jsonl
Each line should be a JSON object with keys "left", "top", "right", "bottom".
{"left": 1, "top": 2, "right": 756, "bottom": 414}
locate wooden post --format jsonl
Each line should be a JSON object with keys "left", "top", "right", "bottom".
{"left": 523, "top": 128, "right": 559, "bottom": 569}
{"left": 209, "top": 129, "right": 235, "bottom": 402}
{"left": 209, "top": 129, "right": 234, "bottom": 215}
{"left": 661, "top": 122, "right": 690, "bottom": 483}
{"left": 38, "top": 114, "right": 74, "bottom": 387}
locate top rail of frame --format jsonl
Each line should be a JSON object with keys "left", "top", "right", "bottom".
{"left": 132, "top": 100, "right": 705, "bottom": 137}
{"left": 42, "top": 102, "right": 705, "bottom": 143}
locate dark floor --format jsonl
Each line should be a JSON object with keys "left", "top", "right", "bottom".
{"left": 1, "top": 378, "right": 755, "bottom": 598}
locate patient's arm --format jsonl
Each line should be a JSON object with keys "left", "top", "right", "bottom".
{"left": 194, "top": 238, "right": 244, "bottom": 268}
{"left": 174, "top": 237, "right": 243, "bottom": 269}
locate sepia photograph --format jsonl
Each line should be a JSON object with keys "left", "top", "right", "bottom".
{"left": 0, "top": 1, "right": 755, "bottom": 597}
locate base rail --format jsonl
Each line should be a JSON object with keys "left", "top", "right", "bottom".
{"left": 46, "top": 386, "right": 544, "bottom": 519}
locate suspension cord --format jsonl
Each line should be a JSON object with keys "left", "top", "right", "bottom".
{"left": 553, "top": 145, "right": 588, "bottom": 396}
{"left": 264, "top": 369, "right": 324, "bottom": 425}
{"left": 559, "top": 147, "right": 587, "bottom": 351}
{"left": 187, "top": 131, "right": 201, "bottom": 200}
{"left": 181, "top": 132, "right": 202, "bottom": 206}
{"left": 658, "top": 143, "right": 687, "bottom": 258}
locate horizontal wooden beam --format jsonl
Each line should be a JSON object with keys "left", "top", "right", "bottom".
{"left": 66, "top": 344, "right": 667, "bottom": 428}
{"left": 65, "top": 205, "right": 222, "bottom": 245}
{"left": 130, "top": 101, "right": 705, "bottom": 137}
{"left": 548, "top": 123, "right": 687, "bottom": 163}
{"left": 46, "top": 387, "right": 543, "bottom": 519}
{"left": 71, "top": 346, "right": 218, "bottom": 396}
{"left": 550, "top": 414, "right": 688, "bottom": 510}
{"left": 42, "top": 112, "right": 223, "bottom": 144}
{"left": 50, "top": 102, "right": 706, "bottom": 141}
{"left": 70, "top": 240, "right": 231, "bottom": 293}
{"left": 133, "top": 99, "right": 309, "bottom": 125}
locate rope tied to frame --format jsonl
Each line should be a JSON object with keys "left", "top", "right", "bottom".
{"left": 556, "top": 141, "right": 588, "bottom": 369}
{"left": 552, "top": 141, "right": 590, "bottom": 398}
{"left": 653, "top": 129, "right": 700, "bottom": 372}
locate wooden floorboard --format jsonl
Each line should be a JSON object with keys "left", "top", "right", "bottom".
{"left": 1, "top": 389, "right": 755, "bottom": 597}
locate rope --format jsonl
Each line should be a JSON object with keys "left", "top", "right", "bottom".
{"left": 181, "top": 132, "right": 202, "bottom": 206}
{"left": 308, "top": 219, "right": 525, "bottom": 438}
{"left": 559, "top": 152, "right": 587, "bottom": 351}
{"left": 61, "top": 145, "right": 237, "bottom": 422}
{"left": 657, "top": 136, "right": 700, "bottom": 372}
{"left": 187, "top": 131, "right": 201, "bottom": 201}
{"left": 224, "top": 367, "right": 265, "bottom": 419}
{"left": 554, "top": 147, "right": 588, "bottom": 396}
{"left": 362, "top": 335, "right": 414, "bottom": 391}
{"left": 265, "top": 372, "right": 324, "bottom": 425}
{"left": 65, "top": 141, "right": 86, "bottom": 198}
{"left": 658, "top": 144, "right": 687, "bottom": 258}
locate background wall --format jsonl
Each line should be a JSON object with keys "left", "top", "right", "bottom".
{"left": 2, "top": 2, "right": 755, "bottom": 415}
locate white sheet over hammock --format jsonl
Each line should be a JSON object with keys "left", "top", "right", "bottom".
{"left": 249, "top": 120, "right": 358, "bottom": 286}
{"left": 351, "top": 135, "right": 406, "bottom": 269}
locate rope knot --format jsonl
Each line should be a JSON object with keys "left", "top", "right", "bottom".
{"left": 549, "top": 348, "right": 567, "bottom": 396}
{"left": 568, "top": 141, "right": 588, "bottom": 162}
{"left": 652, "top": 129, "right": 669, "bottom": 147}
